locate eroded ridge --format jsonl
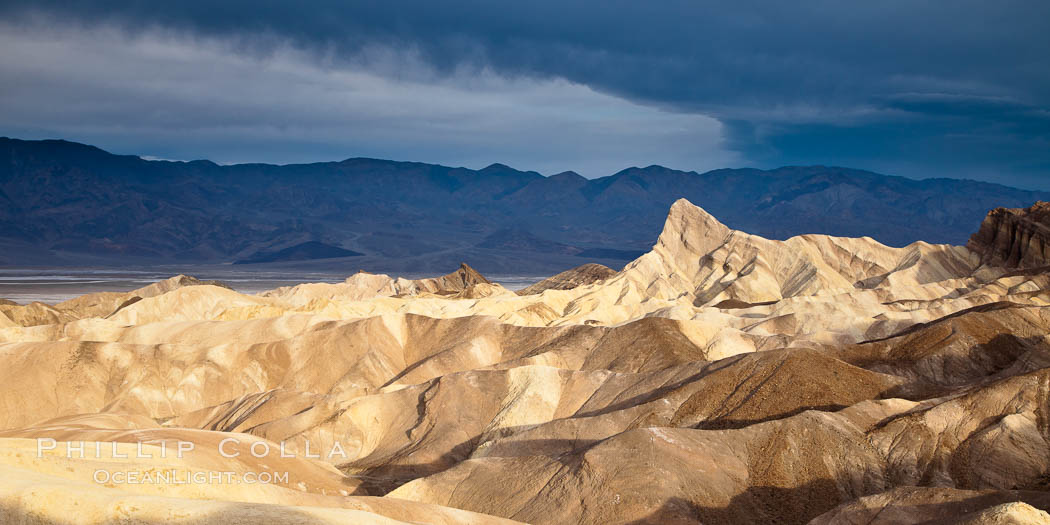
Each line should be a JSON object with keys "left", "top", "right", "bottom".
{"left": 2, "top": 199, "right": 1050, "bottom": 524}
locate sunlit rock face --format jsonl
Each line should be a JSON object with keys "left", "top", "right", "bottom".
{"left": 2, "top": 199, "right": 1050, "bottom": 524}
{"left": 515, "top": 263, "right": 616, "bottom": 295}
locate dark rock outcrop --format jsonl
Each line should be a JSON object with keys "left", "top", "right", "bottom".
{"left": 968, "top": 201, "right": 1050, "bottom": 268}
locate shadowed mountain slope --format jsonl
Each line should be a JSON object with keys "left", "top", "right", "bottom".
{"left": 235, "top": 241, "right": 364, "bottom": 264}
{"left": 3, "top": 138, "right": 1048, "bottom": 272}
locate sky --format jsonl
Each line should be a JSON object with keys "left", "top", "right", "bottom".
{"left": 0, "top": 1, "right": 1048, "bottom": 188}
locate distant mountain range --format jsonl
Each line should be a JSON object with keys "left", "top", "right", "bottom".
{"left": 1, "top": 137, "right": 1047, "bottom": 273}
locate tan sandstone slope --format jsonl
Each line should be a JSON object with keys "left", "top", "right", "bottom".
{"left": 515, "top": 263, "right": 617, "bottom": 295}
{"left": 0, "top": 274, "right": 229, "bottom": 327}
{"left": 1, "top": 198, "right": 1050, "bottom": 524}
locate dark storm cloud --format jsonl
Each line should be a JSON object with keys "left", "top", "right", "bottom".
{"left": 729, "top": 93, "right": 1050, "bottom": 188}
{"left": 0, "top": 0, "right": 1048, "bottom": 186}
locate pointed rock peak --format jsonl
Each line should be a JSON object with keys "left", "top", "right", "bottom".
{"left": 667, "top": 198, "right": 726, "bottom": 228}
{"left": 452, "top": 262, "right": 491, "bottom": 285}
{"left": 656, "top": 198, "right": 733, "bottom": 254}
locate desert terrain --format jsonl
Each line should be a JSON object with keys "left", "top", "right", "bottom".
{"left": 3, "top": 199, "right": 1050, "bottom": 524}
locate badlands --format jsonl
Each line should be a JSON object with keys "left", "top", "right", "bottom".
{"left": 2, "top": 199, "right": 1050, "bottom": 524}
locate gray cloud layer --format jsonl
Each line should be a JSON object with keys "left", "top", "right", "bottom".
{"left": 0, "top": 1, "right": 1047, "bottom": 186}
{"left": 0, "top": 22, "right": 738, "bottom": 176}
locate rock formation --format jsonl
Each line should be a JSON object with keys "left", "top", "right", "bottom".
{"left": 516, "top": 263, "right": 616, "bottom": 295}
{"left": 2, "top": 199, "right": 1050, "bottom": 524}
{"left": 0, "top": 274, "right": 230, "bottom": 327}
{"left": 811, "top": 487, "right": 1050, "bottom": 524}
{"left": 969, "top": 201, "right": 1050, "bottom": 268}
{"left": 260, "top": 262, "right": 494, "bottom": 306}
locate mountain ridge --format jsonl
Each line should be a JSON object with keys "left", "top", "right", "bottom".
{"left": 2, "top": 198, "right": 1050, "bottom": 523}
{"left": 2, "top": 137, "right": 1048, "bottom": 273}
{"left": 3, "top": 137, "right": 1040, "bottom": 193}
